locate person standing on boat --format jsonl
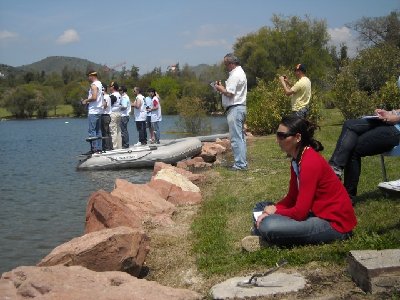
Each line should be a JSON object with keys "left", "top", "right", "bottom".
{"left": 214, "top": 53, "right": 248, "bottom": 170}
{"left": 148, "top": 88, "right": 162, "bottom": 144}
{"left": 81, "top": 71, "right": 103, "bottom": 153}
{"left": 119, "top": 85, "right": 131, "bottom": 149}
{"left": 101, "top": 84, "right": 112, "bottom": 151}
{"left": 144, "top": 93, "right": 154, "bottom": 143}
{"left": 133, "top": 87, "right": 147, "bottom": 146}
{"left": 109, "top": 81, "right": 122, "bottom": 149}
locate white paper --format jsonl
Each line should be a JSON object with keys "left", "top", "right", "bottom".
{"left": 253, "top": 211, "right": 263, "bottom": 220}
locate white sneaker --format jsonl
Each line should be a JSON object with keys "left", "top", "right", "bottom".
{"left": 133, "top": 142, "right": 142, "bottom": 146}
{"left": 378, "top": 179, "right": 400, "bottom": 192}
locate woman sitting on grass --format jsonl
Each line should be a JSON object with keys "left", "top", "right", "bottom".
{"left": 242, "top": 115, "right": 357, "bottom": 251}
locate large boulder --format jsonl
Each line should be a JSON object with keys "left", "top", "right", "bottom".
{"left": 200, "top": 142, "right": 227, "bottom": 163}
{"left": 153, "top": 161, "right": 205, "bottom": 184}
{"left": 111, "top": 179, "right": 176, "bottom": 227}
{"left": 37, "top": 227, "right": 149, "bottom": 277}
{"left": 0, "top": 265, "right": 202, "bottom": 300}
{"left": 85, "top": 190, "right": 143, "bottom": 233}
{"left": 177, "top": 156, "right": 212, "bottom": 170}
{"left": 148, "top": 168, "right": 202, "bottom": 206}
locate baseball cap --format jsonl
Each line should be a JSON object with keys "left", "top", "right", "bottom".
{"left": 294, "top": 64, "right": 306, "bottom": 73}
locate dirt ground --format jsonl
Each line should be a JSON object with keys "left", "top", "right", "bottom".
{"left": 142, "top": 170, "right": 398, "bottom": 300}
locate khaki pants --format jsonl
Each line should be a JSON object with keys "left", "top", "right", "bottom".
{"left": 110, "top": 112, "right": 122, "bottom": 149}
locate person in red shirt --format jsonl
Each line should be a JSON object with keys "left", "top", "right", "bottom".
{"left": 242, "top": 115, "right": 357, "bottom": 251}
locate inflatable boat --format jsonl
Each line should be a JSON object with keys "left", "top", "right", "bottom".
{"left": 77, "top": 137, "right": 203, "bottom": 171}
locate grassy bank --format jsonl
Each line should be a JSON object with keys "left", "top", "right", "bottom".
{"left": 192, "top": 108, "right": 400, "bottom": 278}
{"left": 0, "top": 104, "right": 73, "bottom": 119}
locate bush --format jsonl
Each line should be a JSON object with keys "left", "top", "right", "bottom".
{"left": 247, "top": 74, "right": 321, "bottom": 135}
{"left": 378, "top": 78, "right": 400, "bottom": 110}
{"left": 176, "top": 96, "right": 210, "bottom": 134}
{"left": 332, "top": 66, "right": 379, "bottom": 119}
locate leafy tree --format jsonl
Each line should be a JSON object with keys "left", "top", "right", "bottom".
{"left": 234, "top": 15, "right": 333, "bottom": 88}
{"left": 3, "top": 84, "right": 41, "bottom": 118}
{"left": 349, "top": 11, "right": 400, "bottom": 47}
{"left": 176, "top": 96, "right": 210, "bottom": 134}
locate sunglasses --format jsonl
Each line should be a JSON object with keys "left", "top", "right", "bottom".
{"left": 276, "top": 131, "right": 296, "bottom": 140}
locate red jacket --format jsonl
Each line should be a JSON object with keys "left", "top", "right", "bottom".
{"left": 275, "top": 147, "right": 357, "bottom": 233}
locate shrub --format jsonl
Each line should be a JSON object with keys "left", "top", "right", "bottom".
{"left": 378, "top": 78, "right": 400, "bottom": 110}
{"left": 247, "top": 75, "right": 321, "bottom": 135}
{"left": 176, "top": 96, "right": 210, "bottom": 134}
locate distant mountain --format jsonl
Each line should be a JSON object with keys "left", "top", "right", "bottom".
{"left": 16, "top": 56, "right": 105, "bottom": 75}
{"left": 189, "top": 63, "right": 215, "bottom": 78}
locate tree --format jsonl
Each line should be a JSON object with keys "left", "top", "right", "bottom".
{"left": 349, "top": 11, "right": 400, "bottom": 47}
{"left": 234, "top": 15, "right": 333, "bottom": 88}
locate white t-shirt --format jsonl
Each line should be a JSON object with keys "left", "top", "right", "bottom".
{"left": 88, "top": 80, "right": 103, "bottom": 114}
{"left": 144, "top": 96, "right": 153, "bottom": 116}
{"left": 221, "top": 66, "right": 247, "bottom": 109}
{"left": 134, "top": 94, "right": 147, "bottom": 121}
{"left": 151, "top": 96, "right": 162, "bottom": 122}
{"left": 120, "top": 94, "right": 131, "bottom": 117}
{"left": 111, "top": 91, "right": 121, "bottom": 112}
{"left": 103, "top": 93, "right": 112, "bottom": 115}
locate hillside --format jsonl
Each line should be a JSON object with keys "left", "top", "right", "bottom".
{"left": 17, "top": 56, "right": 105, "bottom": 75}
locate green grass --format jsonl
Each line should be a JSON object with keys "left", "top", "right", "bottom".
{"left": 192, "top": 108, "right": 400, "bottom": 277}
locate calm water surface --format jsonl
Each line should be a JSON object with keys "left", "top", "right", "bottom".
{"left": 0, "top": 115, "right": 227, "bottom": 273}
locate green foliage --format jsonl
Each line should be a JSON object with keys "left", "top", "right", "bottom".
{"left": 234, "top": 14, "right": 333, "bottom": 88}
{"left": 247, "top": 70, "right": 321, "bottom": 134}
{"left": 176, "top": 96, "right": 210, "bottom": 134}
{"left": 379, "top": 78, "right": 400, "bottom": 110}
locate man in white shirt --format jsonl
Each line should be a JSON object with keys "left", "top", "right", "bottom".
{"left": 109, "top": 81, "right": 122, "bottom": 149}
{"left": 119, "top": 85, "right": 131, "bottom": 149}
{"left": 81, "top": 71, "right": 103, "bottom": 153}
{"left": 215, "top": 53, "right": 248, "bottom": 170}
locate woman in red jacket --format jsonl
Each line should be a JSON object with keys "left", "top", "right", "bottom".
{"left": 242, "top": 115, "right": 357, "bottom": 251}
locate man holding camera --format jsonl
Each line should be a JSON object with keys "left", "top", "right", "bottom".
{"left": 279, "top": 64, "right": 311, "bottom": 118}
{"left": 215, "top": 53, "right": 248, "bottom": 171}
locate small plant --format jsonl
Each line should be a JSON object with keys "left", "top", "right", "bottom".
{"left": 176, "top": 96, "right": 211, "bottom": 134}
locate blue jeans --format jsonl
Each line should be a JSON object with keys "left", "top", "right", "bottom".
{"left": 252, "top": 201, "right": 352, "bottom": 246}
{"left": 227, "top": 105, "right": 247, "bottom": 169}
{"left": 88, "top": 114, "right": 102, "bottom": 151}
{"left": 151, "top": 121, "right": 160, "bottom": 143}
{"left": 329, "top": 118, "right": 399, "bottom": 197}
{"left": 120, "top": 116, "right": 130, "bottom": 148}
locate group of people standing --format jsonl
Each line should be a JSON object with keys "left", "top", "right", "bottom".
{"left": 81, "top": 71, "right": 162, "bottom": 154}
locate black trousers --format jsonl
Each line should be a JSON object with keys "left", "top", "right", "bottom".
{"left": 136, "top": 121, "right": 147, "bottom": 144}
{"left": 101, "top": 114, "right": 112, "bottom": 151}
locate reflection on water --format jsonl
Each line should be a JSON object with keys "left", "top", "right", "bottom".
{"left": 0, "top": 115, "right": 227, "bottom": 273}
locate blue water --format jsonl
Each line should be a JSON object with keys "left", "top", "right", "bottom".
{"left": 0, "top": 115, "right": 227, "bottom": 273}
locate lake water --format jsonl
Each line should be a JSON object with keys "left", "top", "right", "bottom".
{"left": 0, "top": 115, "right": 228, "bottom": 274}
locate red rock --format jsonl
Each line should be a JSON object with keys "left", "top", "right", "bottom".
{"left": 38, "top": 227, "right": 149, "bottom": 277}
{"left": 215, "top": 138, "right": 231, "bottom": 150}
{"left": 148, "top": 169, "right": 202, "bottom": 205}
{"left": 153, "top": 161, "right": 205, "bottom": 183}
{"left": 111, "top": 179, "right": 176, "bottom": 227}
{"left": 85, "top": 190, "right": 142, "bottom": 233}
{"left": 0, "top": 265, "right": 202, "bottom": 300}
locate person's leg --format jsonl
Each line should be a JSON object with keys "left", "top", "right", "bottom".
{"left": 88, "top": 114, "right": 101, "bottom": 152}
{"left": 120, "top": 116, "right": 129, "bottom": 148}
{"left": 102, "top": 115, "right": 112, "bottom": 151}
{"left": 153, "top": 121, "right": 160, "bottom": 143}
{"left": 344, "top": 125, "right": 400, "bottom": 198}
{"left": 329, "top": 119, "right": 379, "bottom": 169}
{"left": 258, "top": 214, "right": 351, "bottom": 246}
{"left": 294, "top": 107, "right": 308, "bottom": 119}
{"left": 110, "top": 112, "right": 119, "bottom": 149}
{"left": 227, "top": 106, "right": 247, "bottom": 169}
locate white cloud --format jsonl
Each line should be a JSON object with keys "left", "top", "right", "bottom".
{"left": 328, "top": 26, "right": 359, "bottom": 57}
{"left": 185, "top": 38, "right": 228, "bottom": 49}
{"left": 56, "top": 29, "right": 80, "bottom": 45}
{"left": 0, "top": 30, "right": 18, "bottom": 40}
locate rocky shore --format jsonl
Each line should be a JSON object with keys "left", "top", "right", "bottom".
{"left": 0, "top": 137, "right": 234, "bottom": 300}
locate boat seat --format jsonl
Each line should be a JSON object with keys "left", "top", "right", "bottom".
{"left": 380, "top": 144, "right": 400, "bottom": 182}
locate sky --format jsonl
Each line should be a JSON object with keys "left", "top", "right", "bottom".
{"left": 0, "top": 0, "right": 399, "bottom": 74}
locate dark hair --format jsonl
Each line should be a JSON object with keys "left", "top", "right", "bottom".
{"left": 119, "top": 85, "right": 127, "bottom": 93}
{"left": 134, "top": 87, "right": 141, "bottom": 94}
{"left": 110, "top": 94, "right": 117, "bottom": 106}
{"left": 148, "top": 88, "right": 156, "bottom": 93}
{"left": 280, "top": 115, "right": 324, "bottom": 152}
